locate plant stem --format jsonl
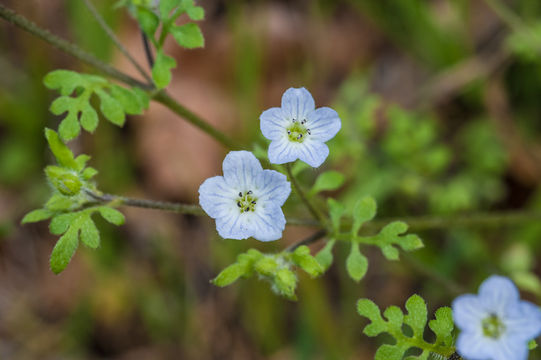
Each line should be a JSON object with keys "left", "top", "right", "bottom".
{"left": 141, "top": 31, "right": 155, "bottom": 68}
{"left": 483, "top": 0, "right": 524, "bottom": 32}
{"left": 285, "top": 164, "right": 325, "bottom": 224}
{"left": 285, "top": 229, "right": 327, "bottom": 252}
{"left": 82, "top": 0, "right": 153, "bottom": 84}
{"left": 152, "top": 91, "right": 238, "bottom": 149}
{"left": 0, "top": 4, "right": 236, "bottom": 150}
{"left": 0, "top": 4, "right": 152, "bottom": 90}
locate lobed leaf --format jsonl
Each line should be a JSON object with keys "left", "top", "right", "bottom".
{"left": 152, "top": 50, "right": 177, "bottom": 89}
{"left": 428, "top": 307, "right": 454, "bottom": 347}
{"left": 327, "top": 198, "right": 345, "bottom": 232}
{"left": 404, "top": 294, "right": 428, "bottom": 338}
{"left": 50, "top": 226, "right": 79, "bottom": 274}
{"left": 79, "top": 215, "right": 100, "bottom": 249}
{"left": 21, "top": 209, "right": 54, "bottom": 224}
{"left": 346, "top": 242, "right": 368, "bottom": 282}
{"left": 352, "top": 196, "right": 377, "bottom": 235}
{"left": 98, "top": 207, "right": 125, "bottom": 225}
{"left": 44, "top": 128, "right": 78, "bottom": 169}
{"left": 170, "top": 23, "right": 204, "bottom": 49}
{"left": 315, "top": 239, "right": 335, "bottom": 271}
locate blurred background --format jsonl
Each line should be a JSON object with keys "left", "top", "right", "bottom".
{"left": 1, "top": 0, "right": 541, "bottom": 358}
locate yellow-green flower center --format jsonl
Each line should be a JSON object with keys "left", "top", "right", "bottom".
{"left": 237, "top": 191, "right": 257, "bottom": 213}
{"left": 482, "top": 314, "right": 505, "bottom": 339}
{"left": 287, "top": 119, "right": 311, "bottom": 143}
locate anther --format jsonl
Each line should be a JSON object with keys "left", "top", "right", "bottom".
{"left": 301, "top": 119, "right": 306, "bottom": 124}
{"left": 251, "top": 200, "right": 256, "bottom": 204}
{"left": 287, "top": 130, "right": 291, "bottom": 135}
{"left": 237, "top": 201, "right": 241, "bottom": 207}
{"left": 297, "top": 134, "right": 303, "bottom": 139}
{"left": 246, "top": 207, "right": 250, "bottom": 212}
{"left": 239, "top": 192, "right": 242, "bottom": 197}
{"left": 292, "top": 118, "right": 296, "bottom": 123}
{"left": 307, "top": 129, "right": 311, "bottom": 135}
{"left": 247, "top": 190, "right": 253, "bottom": 195}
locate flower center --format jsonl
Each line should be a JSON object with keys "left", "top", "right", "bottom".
{"left": 287, "top": 118, "right": 311, "bottom": 143}
{"left": 482, "top": 313, "right": 506, "bottom": 339}
{"left": 236, "top": 191, "right": 257, "bottom": 213}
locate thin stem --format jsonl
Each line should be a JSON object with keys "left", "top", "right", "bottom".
{"left": 285, "top": 229, "right": 327, "bottom": 252}
{"left": 141, "top": 31, "right": 155, "bottom": 68}
{"left": 285, "top": 164, "right": 325, "bottom": 224}
{"left": 86, "top": 191, "right": 204, "bottom": 215}
{"left": 0, "top": 4, "right": 152, "bottom": 91}
{"left": 82, "top": 0, "right": 153, "bottom": 84}
{"left": 153, "top": 91, "right": 238, "bottom": 149}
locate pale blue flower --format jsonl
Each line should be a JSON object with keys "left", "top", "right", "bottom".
{"left": 199, "top": 151, "right": 291, "bottom": 242}
{"left": 452, "top": 275, "right": 541, "bottom": 360}
{"left": 260, "top": 87, "right": 341, "bottom": 168}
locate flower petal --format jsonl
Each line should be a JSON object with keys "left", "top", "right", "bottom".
{"left": 505, "top": 300, "right": 541, "bottom": 341}
{"left": 478, "top": 276, "right": 520, "bottom": 313}
{"left": 281, "top": 87, "right": 315, "bottom": 121}
{"left": 452, "top": 294, "right": 487, "bottom": 331}
{"left": 222, "top": 151, "right": 263, "bottom": 190}
{"left": 251, "top": 205, "right": 286, "bottom": 242}
{"left": 298, "top": 139, "right": 329, "bottom": 168}
{"left": 491, "top": 336, "right": 529, "bottom": 360}
{"left": 268, "top": 137, "right": 300, "bottom": 165}
{"left": 306, "top": 107, "right": 341, "bottom": 142}
{"left": 215, "top": 212, "right": 252, "bottom": 240}
{"left": 198, "top": 176, "right": 237, "bottom": 219}
{"left": 256, "top": 169, "right": 291, "bottom": 206}
{"left": 456, "top": 331, "right": 493, "bottom": 360}
{"left": 260, "top": 107, "right": 288, "bottom": 141}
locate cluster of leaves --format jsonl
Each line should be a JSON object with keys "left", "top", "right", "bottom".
{"left": 122, "top": 0, "right": 205, "bottom": 88}
{"left": 322, "top": 196, "right": 424, "bottom": 282}
{"left": 22, "top": 129, "right": 125, "bottom": 274}
{"left": 331, "top": 76, "right": 507, "bottom": 214}
{"left": 357, "top": 294, "right": 456, "bottom": 360}
{"left": 212, "top": 246, "right": 324, "bottom": 300}
{"left": 45, "top": 70, "right": 149, "bottom": 141}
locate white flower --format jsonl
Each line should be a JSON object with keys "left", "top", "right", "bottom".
{"left": 260, "top": 87, "right": 341, "bottom": 168}
{"left": 198, "top": 151, "right": 291, "bottom": 241}
{"left": 452, "top": 275, "right": 541, "bottom": 360}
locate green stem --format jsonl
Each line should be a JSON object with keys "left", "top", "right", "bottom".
{"left": 0, "top": 4, "right": 152, "bottom": 91}
{"left": 285, "top": 164, "right": 325, "bottom": 224}
{"left": 81, "top": 0, "right": 153, "bottom": 84}
{"left": 0, "top": 4, "right": 237, "bottom": 150}
{"left": 152, "top": 91, "right": 238, "bottom": 149}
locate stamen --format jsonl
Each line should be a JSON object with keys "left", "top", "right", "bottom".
{"left": 237, "top": 201, "right": 241, "bottom": 207}
{"left": 292, "top": 118, "right": 296, "bottom": 123}
{"left": 307, "top": 129, "right": 311, "bottom": 135}
{"left": 287, "top": 130, "right": 291, "bottom": 135}
{"left": 297, "top": 134, "right": 303, "bottom": 139}
{"left": 301, "top": 119, "right": 306, "bottom": 124}
{"left": 251, "top": 200, "right": 256, "bottom": 204}
{"left": 239, "top": 192, "right": 242, "bottom": 197}
{"left": 247, "top": 190, "right": 253, "bottom": 195}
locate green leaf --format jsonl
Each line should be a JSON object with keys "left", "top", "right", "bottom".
{"left": 44, "top": 70, "right": 83, "bottom": 96}
{"left": 80, "top": 103, "right": 99, "bottom": 132}
{"left": 375, "top": 221, "right": 423, "bottom": 259}
{"left": 528, "top": 339, "right": 538, "bottom": 350}
{"left": 352, "top": 196, "right": 377, "bottom": 235}
{"left": 384, "top": 306, "right": 404, "bottom": 331}
{"left": 45, "top": 193, "right": 74, "bottom": 211}
{"left": 254, "top": 256, "right": 278, "bottom": 276}
{"left": 50, "top": 226, "right": 79, "bottom": 274}
{"left": 310, "top": 171, "right": 345, "bottom": 195}
{"left": 346, "top": 242, "right": 368, "bottom": 282}
{"left": 96, "top": 89, "right": 125, "bottom": 126}
{"left": 186, "top": 5, "right": 204, "bottom": 21}
{"left": 274, "top": 268, "right": 297, "bottom": 300}
{"left": 58, "top": 111, "right": 81, "bottom": 141}
{"left": 159, "top": 0, "right": 180, "bottom": 18}
{"left": 79, "top": 215, "right": 100, "bottom": 249}
{"left": 44, "top": 128, "right": 78, "bottom": 169}
{"left": 133, "top": 87, "right": 150, "bottom": 109}
{"left": 381, "top": 244, "right": 400, "bottom": 261}
{"left": 49, "top": 213, "right": 77, "bottom": 235}
{"left": 21, "top": 209, "right": 54, "bottom": 224}
{"left": 327, "top": 198, "right": 345, "bottom": 232}
{"left": 357, "top": 299, "right": 386, "bottom": 336}
{"left": 82, "top": 167, "right": 98, "bottom": 180}
{"left": 152, "top": 50, "right": 177, "bottom": 89}
{"left": 110, "top": 85, "right": 145, "bottom": 115}
{"left": 74, "top": 154, "right": 91, "bottom": 172}
{"left": 374, "top": 344, "right": 406, "bottom": 360}
{"left": 404, "top": 294, "right": 428, "bottom": 338}
{"left": 45, "top": 166, "right": 82, "bottom": 196}
{"left": 212, "top": 263, "right": 247, "bottom": 287}
{"left": 136, "top": 6, "right": 160, "bottom": 36}
{"left": 291, "top": 245, "right": 324, "bottom": 277}
{"left": 98, "top": 207, "right": 125, "bottom": 226}
{"left": 428, "top": 307, "right": 454, "bottom": 346}
{"left": 170, "top": 23, "right": 204, "bottom": 49}
{"left": 315, "top": 239, "right": 335, "bottom": 271}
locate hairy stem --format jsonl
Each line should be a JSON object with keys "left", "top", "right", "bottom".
{"left": 82, "top": 0, "right": 153, "bottom": 84}
{"left": 0, "top": 4, "right": 152, "bottom": 90}
{"left": 285, "top": 164, "right": 325, "bottom": 224}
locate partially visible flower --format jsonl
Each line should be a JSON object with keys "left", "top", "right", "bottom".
{"left": 260, "top": 87, "right": 341, "bottom": 168}
{"left": 198, "top": 151, "right": 291, "bottom": 241}
{"left": 452, "top": 275, "right": 541, "bottom": 360}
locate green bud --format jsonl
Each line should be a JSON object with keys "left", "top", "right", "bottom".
{"left": 46, "top": 166, "right": 82, "bottom": 196}
{"left": 254, "top": 256, "right": 278, "bottom": 276}
{"left": 274, "top": 268, "right": 297, "bottom": 300}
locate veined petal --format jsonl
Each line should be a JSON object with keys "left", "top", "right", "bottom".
{"left": 452, "top": 294, "right": 487, "bottom": 331}
{"left": 256, "top": 169, "right": 291, "bottom": 206}
{"left": 298, "top": 139, "right": 329, "bottom": 168}
{"left": 268, "top": 137, "right": 300, "bottom": 165}
{"left": 306, "top": 107, "right": 341, "bottom": 142}
{"left": 260, "top": 107, "right": 288, "bottom": 141}
{"left": 456, "top": 331, "right": 493, "bottom": 360}
{"left": 492, "top": 336, "right": 529, "bottom": 360}
{"left": 251, "top": 205, "right": 286, "bottom": 242}
{"left": 505, "top": 300, "right": 541, "bottom": 341}
{"left": 215, "top": 212, "right": 252, "bottom": 240}
{"left": 479, "top": 276, "right": 520, "bottom": 313}
{"left": 281, "top": 87, "right": 315, "bottom": 121}
{"left": 199, "top": 176, "right": 237, "bottom": 219}
{"left": 222, "top": 151, "right": 263, "bottom": 190}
